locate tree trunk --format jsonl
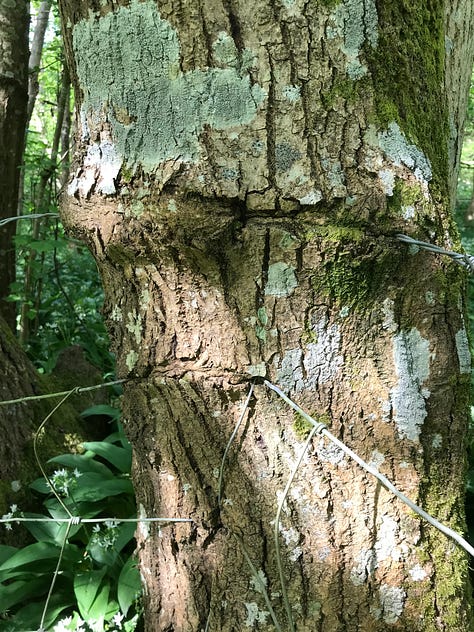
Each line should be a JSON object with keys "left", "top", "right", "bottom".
{"left": 59, "top": 1, "right": 474, "bottom": 630}
{"left": 0, "top": 0, "right": 29, "bottom": 328}
{"left": 16, "top": 0, "right": 53, "bottom": 216}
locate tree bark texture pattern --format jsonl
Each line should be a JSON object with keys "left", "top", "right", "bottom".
{"left": 59, "top": 0, "right": 474, "bottom": 630}
{"left": 0, "top": 0, "right": 29, "bottom": 328}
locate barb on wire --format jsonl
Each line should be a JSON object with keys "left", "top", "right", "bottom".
{"left": 264, "top": 380, "right": 474, "bottom": 559}
{"left": 396, "top": 233, "right": 474, "bottom": 274}
{"left": 0, "top": 212, "right": 60, "bottom": 227}
{"left": 0, "top": 516, "right": 193, "bottom": 525}
{"left": 0, "top": 378, "right": 127, "bottom": 406}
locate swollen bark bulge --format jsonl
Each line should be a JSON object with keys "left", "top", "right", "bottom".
{"left": 59, "top": 0, "right": 474, "bottom": 630}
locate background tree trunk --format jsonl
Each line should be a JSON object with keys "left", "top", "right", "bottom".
{"left": 0, "top": 0, "right": 29, "bottom": 328}
{"left": 59, "top": 1, "right": 474, "bottom": 630}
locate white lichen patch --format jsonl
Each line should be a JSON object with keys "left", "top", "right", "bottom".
{"left": 68, "top": 140, "right": 122, "bottom": 197}
{"left": 138, "top": 503, "right": 149, "bottom": 540}
{"left": 276, "top": 348, "right": 303, "bottom": 391}
{"left": 374, "top": 515, "right": 403, "bottom": 562}
{"left": 125, "top": 350, "right": 138, "bottom": 371}
{"left": 377, "top": 122, "right": 432, "bottom": 185}
{"left": 246, "top": 363, "right": 267, "bottom": 377}
{"left": 431, "top": 433, "right": 442, "bottom": 449}
{"left": 378, "top": 584, "right": 405, "bottom": 624}
{"left": 298, "top": 189, "right": 323, "bottom": 205}
{"left": 368, "top": 450, "right": 385, "bottom": 469}
{"left": 382, "top": 298, "right": 397, "bottom": 332}
{"left": 455, "top": 327, "right": 471, "bottom": 374}
{"left": 378, "top": 168, "right": 395, "bottom": 195}
{"left": 278, "top": 525, "right": 303, "bottom": 562}
{"left": 316, "top": 437, "right": 346, "bottom": 466}
{"left": 110, "top": 305, "right": 123, "bottom": 322}
{"left": 350, "top": 549, "right": 376, "bottom": 586}
{"left": 390, "top": 328, "right": 431, "bottom": 442}
{"left": 425, "top": 291, "right": 435, "bottom": 306}
{"left": 265, "top": 262, "right": 298, "bottom": 297}
{"left": 402, "top": 205, "right": 415, "bottom": 220}
{"left": 73, "top": 1, "right": 265, "bottom": 171}
{"left": 282, "top": 84, "right": 301, "bottom": 102}
{"left": 327, "top": 0, "right": 378, "bottom": 79}
{"left": 350, "top": 515, "right": 404, "bottom": 585}
{"left": 304, "top": 320, "right": 344, "bottom": 388}
{"left": 126, "top": 310, "right": 142, "bottom": 344}
{"left": 249, "top": 569, "right": 268, "bottom": 594}
{"left": 409, "top": 564, "right": 427, "bottom": 581}
{"left": 244, "top": 602, "right": 269, "bottom": 627}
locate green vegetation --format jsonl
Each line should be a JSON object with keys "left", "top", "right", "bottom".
{"left": 0, "top": 410, "right": 142, "bottom": 631}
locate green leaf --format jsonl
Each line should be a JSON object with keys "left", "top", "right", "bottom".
{"left": 74, "top": 568, "right": 110, "bottom": 621}
{"left": 0, "top": 546, "right": 17, "bottom": 566}
{"left": 0, "top": 541, "right": 81, "bottom": 581}
{"left": 48, "top": 453, "right": 116, "bottom": 477}
{"left": 118, "top": 556, "right": 142, "bottom": 616}
{"left": 82, "top": 442, "right": 132, "bottom": 473}
{"left": 68, "top": 473, "right": 134, "bottom": 502}
{"left": 22, "top": 513, "right": 83, "bottom": 545}
{"left": 0, "top": 577, "right": 49, "bottom": 612}
{"left": 2, "top": 589, "right": 74, "bottom": 631}
{"left": 80, "top": 404, "right": 121, "bottom": 420}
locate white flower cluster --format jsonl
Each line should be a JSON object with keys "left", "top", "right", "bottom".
{"left": 90, "top": 519, "right": 120, "bottom": 549}
{"left": 49, "top": 468, "right": 82, "bottom": 496}
{"left": 53, "top": 611, "right": 126, "bottom": 631}
{"left": 1, "top": 504, "right": 21, "bottom": 530}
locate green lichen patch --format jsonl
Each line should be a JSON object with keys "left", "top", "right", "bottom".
{"left": 73, "top": 0, "right": 265, "bottom": 171}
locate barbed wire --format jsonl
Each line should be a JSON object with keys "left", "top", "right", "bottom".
{"left": 264, "top": 380, "right": 474, "bottom": 559}
{"left": 396, "top": 233, "right": 474, "bottom": 274}
{"left": 0, "top": 378, "right": 127, "bottom": 407}
{"left": 2, "top": 231, "right": 474, "bottom": 629}
{"left": 0, "top": 212, "right": 60, "bottom": 227}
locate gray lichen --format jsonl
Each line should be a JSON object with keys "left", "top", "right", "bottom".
{"left": 73, "top": 0, "right": 266, "bottom": 171}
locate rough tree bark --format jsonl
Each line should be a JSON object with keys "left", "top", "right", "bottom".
{"left": 0, "top": 0, "right": 29, "bottom": 328}
{"left": 59, "top": 1, "right": 474, "bottom": 630}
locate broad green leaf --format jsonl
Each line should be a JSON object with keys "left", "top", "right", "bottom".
{"left": 74, "top": 568, "right": 110, "bottom": 621}
{"left": 113, "top": 520, "right": 137, "bottom": 554}
{"left": 82, "top": 441, "right": 132, "bottom": 473}
{"left": 48, "top": 453, "right": 116, "bottom": 477}
{"left": 29, "top": 477, "right": 52, "bottom": 494}
{"left": 67, "top": 473, "right": 134, "bottom": 502}
{"left": 118, "top": 556, "right": 142, "bottom": 616}
{"left": 0, "top": 541, "right": 81, "bottom": 579}
{"left": 0, "top": 546, "right": 17, "bottom": 566}
{"left": 22, "top": 513, "right": 83, "bottom": 545}
{"left": 0, "top": 577, "right": 49, "bottom": 612}
{"left": 80, "top": 404, "right": 121, "bottom": 420}
{"left": 1, "top": 589, "right": 73, "bottom": 631}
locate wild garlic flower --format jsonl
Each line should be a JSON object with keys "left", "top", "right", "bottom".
{"left": 1, "top": 504, "right": 22, "bottom": 530}
{"left": 49, "top": 468, "right": 80, "bottom": 496}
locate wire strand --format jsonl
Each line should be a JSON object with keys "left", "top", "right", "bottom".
{"left": 264, "top": 380, "right": 474, "bottom": 559}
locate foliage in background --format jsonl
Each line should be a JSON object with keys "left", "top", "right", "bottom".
{"left": 0, "top": 409, "right": 142, "bottom": 631}
{"left": 455, "top": 69, "right": 474, "bottom": 545}
{"left": 9, "top": 1, "right": 112, "bottom": 374}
